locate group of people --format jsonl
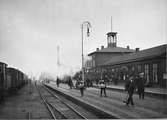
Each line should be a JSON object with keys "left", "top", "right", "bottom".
{"left": 56, "top": 77, "right": 73, "bottom": 89}
{"left": 98, "top": 72, "right": 145, "bottom": 106}
{"left": 56, "top": 72, "right": 145, "bottom": 106}
{"left": 124, "top": 72, "right": 145, "bottom": 106}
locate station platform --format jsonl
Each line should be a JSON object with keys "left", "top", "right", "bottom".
{"left": 46, "top": 82, "right": 167, "bottom": 119}
{"left": 93, "top": 83, "right": 167, "bottom": 98}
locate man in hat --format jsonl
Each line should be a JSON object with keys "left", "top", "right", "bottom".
{"left": 137, "top": 72, "right": 145, "bottom": 99}
{"left": 56, "top": 77, "right": 60, "bottom": 87}
{"left": 68, "top": 77, "right": 73, "bottom": 89}
{"left": 79, "top": 81, "right": 84, "bottom": 97}
{"left": 124, "top": 76, "right": 136, "bottom": 106}
{"left": 99, "top": 77, "right": 107, "bottom": 97}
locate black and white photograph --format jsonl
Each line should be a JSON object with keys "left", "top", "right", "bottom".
{"left": 0, "top": 0, "right": 166, "bottom": 119}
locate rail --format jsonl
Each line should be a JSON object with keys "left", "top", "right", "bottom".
{"left": 43, "top": 84, "right": 87, "bottom": 119}
{"left": 35, "top": 83, "right": 57, "bottom": 120}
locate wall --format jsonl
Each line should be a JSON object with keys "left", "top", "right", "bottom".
{"left": 88, "top": 54, "right": 166, "bottom": 88}
{"left": 94, "top": 52, "right": 126, "bottom": 66}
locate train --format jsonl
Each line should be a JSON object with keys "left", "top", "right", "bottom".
{"left": 0, "top": 62, "right": 29, "bottom": 102}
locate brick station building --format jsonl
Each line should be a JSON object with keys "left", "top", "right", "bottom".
{"left": 88, "top": 32, "right": 135, "bottom": 67}
{"left": 86, "top": 32, "right": 167, "bottom": 88}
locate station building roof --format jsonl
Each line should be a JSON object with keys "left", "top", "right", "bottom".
{"left": 104, "top": 44, "right": 167, "bottom": 66}
{"left": 88, "top": 46, "right": 135, "bottom": 56}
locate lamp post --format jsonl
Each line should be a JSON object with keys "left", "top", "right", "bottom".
{"left": 81, "top": 21, "right": 91, "bottom": 83}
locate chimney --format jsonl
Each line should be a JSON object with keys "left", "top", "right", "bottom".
{"left": 101, "top": 46, "right": 104, "bottom": 49}
{"left": 96, "top": 48, "right": 99, "bottom": 51}
{"left": 136, "top": 48, "right": 140, "bottom": 52}
{"left": 127, "top": 45, "right": 130, "bottom": 49}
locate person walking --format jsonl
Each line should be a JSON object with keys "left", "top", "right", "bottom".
{"left": 79, "top": 81, "right": 84, "bottom": 97}
{"left": 56, "top": 77, "right": 60, "bottom": 87}
{"left": 137, "top": 73, "right": 145, "bottom": 99}
{"left": 123, "top": 75, "right": 130, "bottom": 103}
{"left": 99, "top": 77, "right": 107, "bottom": 97}
{"left": 124, "top": 76, "right": 136, "bottom": 106}
{"left": 68, "top": 77, "right": 73, "bottom": 89}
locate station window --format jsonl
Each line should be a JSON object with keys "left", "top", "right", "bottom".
{"left": 112, "top": 69, "right": 115, "bottom": 72}
{"left": 92, "top": 60, "right": 95, "bottom": 67}
{"left": 132, "top": 66, "right": 135, "bottom": 71}
{"left": 111, "top": 36, "right": 114, "bottom": 43}
{"left": 123, "top": 75, "right": 126, "bottom": 80}
{"left": 107, "top": 36, "right": 111, "bottom": 43}
{"left": 144, "top": 64, "right": 149, "bottom": 85}
{"left": 137, "top": 65, "right": 141, "bottom": 73}
{"left": 153, "top": 63, "right": 158, "bottom": 83}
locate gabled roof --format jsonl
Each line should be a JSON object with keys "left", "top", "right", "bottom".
{"left": 104, "top": 44, "right": 167, "bottom": 65}
{"left": 88, "top": 46, "right": 135, "bottom": 56}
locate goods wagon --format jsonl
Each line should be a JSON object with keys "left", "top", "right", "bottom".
{"left": 0, "top": 62, "right": 7, "bottom": 102}
{"left": 0, "top": 61, "right": 29, "bottom": 102}
{"left": 6, "top": 73, "right": 11, "bottom": 90}
{"left": 18, "top": 70, "right": 24, "bottom": 88}
{"left": 7, "top": 68, "right": 19, "bottom": 91}
{"left": 7, "top": 68, "right": 28, "bottom": 91}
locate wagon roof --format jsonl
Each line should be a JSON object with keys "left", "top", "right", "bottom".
{"left": 0, "top": 62, "right": 7, "bottom": 66}
{"left": 7, "top": 67, "right": 19, "bottom": 72}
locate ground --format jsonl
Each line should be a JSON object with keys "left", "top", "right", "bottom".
{"left": 0, "top": 82, "right": 50, "bottom": 119}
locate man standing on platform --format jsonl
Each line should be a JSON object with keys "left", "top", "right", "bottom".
{"left": 68, "top": 77, "right": 73, "bottom": 89}
{"left": 79, "top": 81, "right": 84, "bottom": 97}
{"left": 124, "top": 76, "right": 135, "bottom": 106}
{"left": 99, "top": 76, "right": 107, "bottom": 97}
{"left": 56, "top": 77, "right": 60, "bottom": 87}
{"left": 137, "top": 73, "right": 145, "bottom": 99}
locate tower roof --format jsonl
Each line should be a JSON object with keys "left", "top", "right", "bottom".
{"left": 107, "top": 32, "right": 117, "bottom": 36}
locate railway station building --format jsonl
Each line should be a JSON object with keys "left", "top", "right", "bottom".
{"left": 86, "top": 32, "right": 167, "bottom": 88}
{"left": 88, "top": 32, "right": 135, "bottom": 67}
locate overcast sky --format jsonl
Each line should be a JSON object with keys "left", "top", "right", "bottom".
{"left": 0, "top": 0, "right": 166, "bottom": 78}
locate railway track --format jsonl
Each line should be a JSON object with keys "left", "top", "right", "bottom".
{"left": 35, "top": 83, "right": 91, "bottom": 119}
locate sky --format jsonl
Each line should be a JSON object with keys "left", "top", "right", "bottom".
{"left": 0, "top": 0, "right": 166, "bottom": 78}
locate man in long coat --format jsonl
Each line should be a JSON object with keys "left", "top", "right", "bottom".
{"left": 137, "top": 73, "right": 145, "bottom": 99}
{"left": 124, "top": 76, "right": 136, "bottom": 106}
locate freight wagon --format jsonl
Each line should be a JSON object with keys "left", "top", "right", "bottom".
{"left": 0, "top": 62, "right": 28, "bottom": 102}
{"left": 0, "top": 62, "right": 7, "bottom": 102}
